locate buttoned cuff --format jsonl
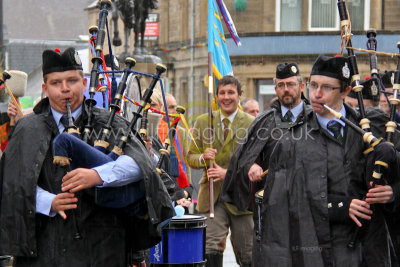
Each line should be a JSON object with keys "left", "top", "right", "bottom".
{"left": 327, "top": 194, "right": 351, "bottom": 223}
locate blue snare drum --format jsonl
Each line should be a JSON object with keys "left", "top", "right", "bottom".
{"left": 150, "top": 215, "right": 206, "bottom": 266}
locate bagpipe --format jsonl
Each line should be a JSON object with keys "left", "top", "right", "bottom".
{"left": 52, "top": 61, "right": 168, "bottom": 206}
{"left": 337, "top": 0, "right": 370, "bottom": 131}
{"left": 50, "top": 0, "right": 184, "bottom": 238}
{"left": 154, "top": 106, "right": 189, "bottom": 201}
{"left": 337, "top": 0, "right": 400, "bottom": 193}
{"left": 82, "top": 0, "right": 112, "bottom": 143}
{"left": 336, "top": 0, "right": 400, "bottom": 248}
{"left": 366, "top": 29, "right": 380, "bottom": 102}
{"left": 385, "top": 43, "right": 400, "bottom": 143}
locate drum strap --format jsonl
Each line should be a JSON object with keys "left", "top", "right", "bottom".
{"left": 274, "top": 108, "right": 296, "bottom": 129}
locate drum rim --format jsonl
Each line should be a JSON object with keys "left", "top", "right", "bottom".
{"left": 171, "top": 215, "right": 207, "bottom": 221}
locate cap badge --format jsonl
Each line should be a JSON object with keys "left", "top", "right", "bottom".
{"left": 291, "top": 65, "right": 297, "bottom": 74}
{"left": 342, "top": 63, "right": 350, "bottom": 79}
{"left": 371, "top": 81, "right": 378, "bottom": 96}
{"left": 74, "top": 51, "right": 82, "bottom": 65}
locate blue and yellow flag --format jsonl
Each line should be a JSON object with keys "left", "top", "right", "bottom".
{"left": 208, "top": 0, "right": 233, "bottom": 80}
{"left": 208, "top": 0, "right": 234, "bottom": 110}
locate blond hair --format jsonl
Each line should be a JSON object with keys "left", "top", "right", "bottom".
{"left": 143, "top": 83, "right": 164, "bottom": 109}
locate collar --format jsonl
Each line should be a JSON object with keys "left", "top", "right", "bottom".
{"left": 316, "top": 104, "right": 346, "bottom": 136}
{"left": 220, "top": 108, "right": 238, "bottom": 126}
{"left": 281, "top": 100, "right": 304, "bottom": 121}
{"left": 51, "top": 105, "right": 82, "bottom": 133}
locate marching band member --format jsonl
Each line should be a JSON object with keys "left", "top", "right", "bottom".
{"left": 220, "top": 62, "right": 312, "bottom": 265}
{"left": 345, "top": 78, "right": 380, "bottom": 108}
{"left": 0, "top": 47, "right": 174, "bottom": 266}
{"left": 379, "top": 71, "right": 400, "bottom": 124}
{"left": 258, "top": 55, "right": 400, "bottom": 266}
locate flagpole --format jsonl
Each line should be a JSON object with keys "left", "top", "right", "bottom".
{"left": 208, "top": 52, "right": 215, "bottom": 219}
{"left": 189, "top": 0, "right": 195, "bottom": 119}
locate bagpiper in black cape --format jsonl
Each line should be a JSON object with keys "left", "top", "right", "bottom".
{"left": 0, "top": 98, "right": 175, "bottom": 265}
{"left": 220, "top": 99, "right": 313, "bottom": 212}
{"left": 256, "top": 104, "right": 400, "bottom": 266}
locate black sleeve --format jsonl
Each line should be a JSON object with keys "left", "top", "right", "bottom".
{"left": 183, "top": 184, "right": 194, "bottom": 199}
{"left": 0, "top": 112, "right": 10, "bottom": 124}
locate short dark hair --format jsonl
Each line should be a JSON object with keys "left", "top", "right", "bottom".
{"left": 216, "top": 75, "right": 242, "bottom": 95}
{"left": 340, "top": 80, "right": 350, "bottom": 93}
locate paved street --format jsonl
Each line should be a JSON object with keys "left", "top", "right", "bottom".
{"left": 224, "top": 232, "right": 239, "bottom": 267}
{"left": 190, "top": 170, "right": 239, "bottom": 267}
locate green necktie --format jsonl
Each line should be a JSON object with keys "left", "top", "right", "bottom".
{"left": 222, "top": 118, "right": 230, "bottom": 140}
{"left": 327, "top": 120, "right": 344, "bottom": 145}
{"left": 284, "top": 110, "right": 293, "bottom": 122}
{"left": 60, "top": 115, "right": 69, "bottom": 132}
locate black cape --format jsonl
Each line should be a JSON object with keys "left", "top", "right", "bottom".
{"left": 0, "top": 98, "right": 175, "bottom": 263}
{"left": 220, "top": 100, "right": 313, "bottom": 212}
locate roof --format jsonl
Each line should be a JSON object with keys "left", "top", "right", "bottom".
{"left": 6, "top": 39, "right": 87, "bottom": 75}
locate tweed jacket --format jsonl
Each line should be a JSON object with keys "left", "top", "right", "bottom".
{"left": 187, "top": 109, "right": 254, "bottom": 213}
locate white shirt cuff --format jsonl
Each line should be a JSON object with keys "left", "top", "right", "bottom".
{"left": 93, "top": 155, "right": 143, "bottom": 187}
{"left": 36, "top": 186, "right": 57, "bottom": 217}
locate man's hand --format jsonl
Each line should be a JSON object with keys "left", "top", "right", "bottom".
{"left": 176, "top": 198, "right": 191, "bottom": 208}
{"left": 7, "top": 102, "right": 21, "bottom": 123}
{"left": 248, "top": 163, "right": 263, "bottom": 182}
{"left": 366, "top": 182, "right": 394, "bottom": 204}
{"left": 62, "top": 168, "right": 103, "bottom": 193}
{"left": 349, "top": 199, "right": 373, "bottom": 227}
{"left": 207, "top": 162, "right": 227, "bottom": 182}
{"left": 144, "top": 136, "right": 154, "bottom": 157}
{"left": 202, "top": 148, "right": 217, "bottom": 161}
{"left": 51, "top": 192, "right": 78, "bottom": 220}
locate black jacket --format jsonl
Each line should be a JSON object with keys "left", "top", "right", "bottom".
{"left": 257, "top": 104, "right": 400, "bottom": 267}
{"left": 220, "top": 100, "right": 313, "bottom": 212}
{"left": 0, "top": 98, "right": 174, "bottom": 266}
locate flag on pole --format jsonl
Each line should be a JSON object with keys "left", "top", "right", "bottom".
{"left": 215, "top": 0, "right": 241, "bottom": 46}
{"left": 208, "top": 0, "right": 236, "bottom": 110}
{"left": 208, "top": 0, "right": 233, "bottom": 80}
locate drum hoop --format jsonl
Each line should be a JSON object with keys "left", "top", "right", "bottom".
{"left": 165, "top": 221, "right": 206, "bottom": 230}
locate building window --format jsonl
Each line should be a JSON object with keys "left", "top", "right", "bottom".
{"left": 308, "top": 0, "right": 369, "bottom": 31}
{"left": 309, "top": 0, "right": 339, "bottom": 30}
{"left": 276, "top": 0, "right": 302, "bottom": 31}
{"left": 346, "top": 0, "right": 368, "bottom": 31}
{"left": 256, "top": 79, "right": 275, "bottom": 111}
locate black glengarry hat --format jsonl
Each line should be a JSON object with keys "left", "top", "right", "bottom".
{"left": 311, "top": 55, "right": 351, "bottom": 84}
{"left": 348, "top": 78, "right": 379, "bottom": 101}
{"left": 276, "top": 62, "right": 300, "bottom": 79}
{"left": 42, "top": 47, "right": 83, "bottom": 76}
{"left": 381, "top": 70, "right": 395, "bottom": 89}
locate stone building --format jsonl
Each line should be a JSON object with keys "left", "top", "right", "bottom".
{"left": 3, "top": 0, "right": 92, "bottom": 102}
{"left": 88, "top": 0, "right": 400, "bottom": 122}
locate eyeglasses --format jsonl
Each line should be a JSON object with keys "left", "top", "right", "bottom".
{"left": 307, "top": 82, "right": 341, "bottom": 93}
{"left": 276, "top": 82, "right": 299, "bottom": 90}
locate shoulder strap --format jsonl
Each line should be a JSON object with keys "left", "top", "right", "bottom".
{"left": 274, "top": 108, "right": 296, "bottom": 129}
